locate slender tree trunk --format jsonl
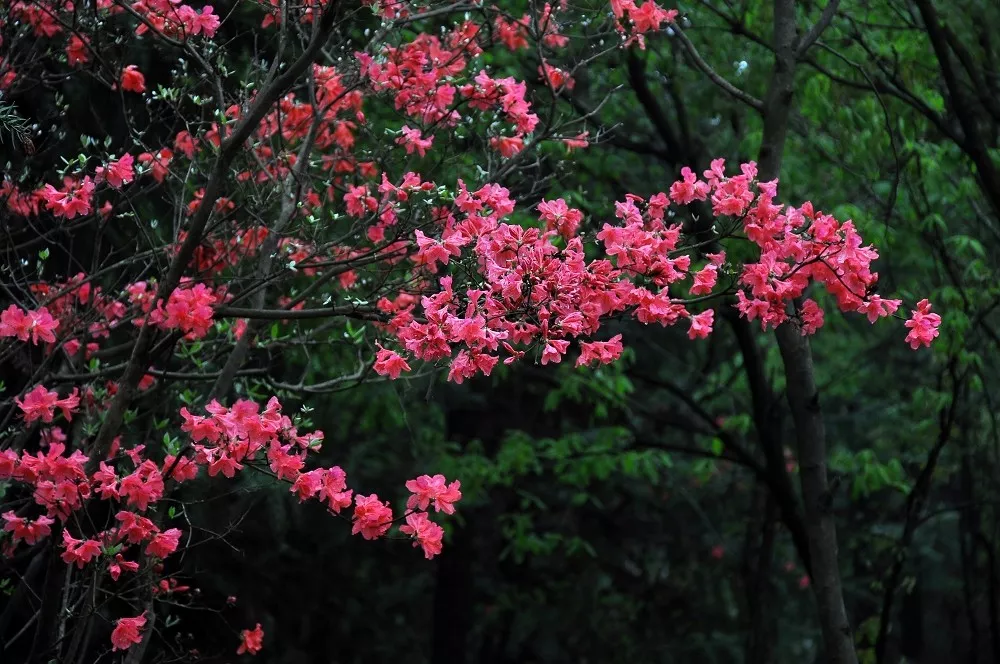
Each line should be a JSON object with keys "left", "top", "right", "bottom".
{"left": 960, "top": 455, "right": 982, "bottom": 662}
{"left": 774, "top": 324, "right": 857, "bottom": 664}
{"left": 726, "top": 311, "right": 812, "bottom": 575}
{"left": 757, "top": 1, "right": 858, "bottom": 661}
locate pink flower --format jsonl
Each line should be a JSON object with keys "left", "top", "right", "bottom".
{"left": 115, "top": 511, "right": 158, "bottom": 544}
{"left": 138, "top": 148, "right": 173, "bottom": 182}
{"left": 373, "top": 344, "right": 411, "bottom": 379}
{"left": 102, "top": 153, "right": 135, "bottom": 188}
{"left": 291, "top": 467, "right": 353, "bottom": 512}
{"left": 0, "top": 450, "right": 16, "bottom": 479}
{"left": 669, "top": 167, "right": 710, "bottom": 205}
{"left": 490, "top": 135, "right": 524, "bottom": 158}
{"left": 351, "top": 494, "right": 393, "bottom": 540}
{"left": 121, "top": 65, "right": 145, "bottom": 93}
{"left": 857, "top": 295, "right": 901, "bottom": 323}
{"left": 66, "top": 35, "right": 89, "bottom": 66}
{"left": 344, "top": 184, "right": 377, "bottom": 218}
{"left": 2, "top": 511, "right": 54, "bottom": 545}
{"left": 149, "top": 282, "right": 220, "bottom": 339}
{"left": 540, "top": 339, "right": 570, "bottom": 365}
{"left": 563, "top": 132, "right": 589, "bottom": 151}
{"left": 0, "top": 305, "right": 59, "bottom": 344}
{"left": 799, "top": 299, "right": 824, "bottom": 335}
{"left": 630, "top": 0, "right": 677, "bottom": 32}
{"left": 413, "top": 230, "right": 464, "bottom": 271}
{"left": 267, "top": 444, "right": 304, "bottom": 481}
{"left": 208, "top": 454, "right": 243, "bottom": 478}
{"left": 61, "top": 530, "right": 102, "bottom": 568}
{"left": 687, "top": 309, "right": 714, "bottom": 340}
{"left": 539, "top": 62, "right": 575, "bottom": 91}
{"left": 92, "top": 462, "right": 119, "bottom": 499}
{"left": 405, "top": 474, "right": 462, "bottom": 514}
{"left": 182, "top": 5, "right": 221, "bottom": 37}
{"left": 118, "top": 460, "right": 165, "bottom": 511}
{"left": 179, "top": 406, "right": 222, "bottom": 443}
{"left": 396, "top": 126, "right": 434, "bottom": 156}
{"left": 41, "top": 177, "right": 94, "bottom": 219}
{"left": 108, "top": 553, "right": 139, "bottom": 581}
{"left": 904, "top": 299, "right": 941, "bottom": 349}
{"left": 174, "top": 131, "right": 197, "bottom": 159}
{"left": 111, "top": 612, "right": 147, "bottom": 651}
{"left": 15, "top": 385, "right": 80, "bottom": 423}
{"left": 146, "top": 528, "right": 182, "bottom": 558}
{"left": 689, "top": 264, "right": 718, "bottom": 295}
{"left": 576, "top": 335, "right": 624, "bottom": 367}
{"left": 237, "top": 623, "right": 264, "bottom": 655}
{"left": 162, "top": 454, "right": 199, "bottom": 482}
{"left": 399, "top": 512, "right": 444, "bottom": 559}
{"left": 537, "top": 198, "right": 583, "bottom": 239}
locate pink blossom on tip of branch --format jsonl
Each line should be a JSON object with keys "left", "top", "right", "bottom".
{"left": 97, "top": 153, "right": 135, "bottom": 188}
{"left": 41, "top": 176, "right": 94, "bottom": 219}
{"left": 2, "top": 511, "right": 54, "bottom": 545}
{"left": 237, "top": 624, "right": 264, "bottom": 655}
{"left": 146, "top": 528, "right": 183, "bottom": 559}
{"left": 396, "top": 125, "right": 434, "bottom": 157}
{"left": 120, "top": 65, "right": 145, "bottom": 93}
{"left": 15, "top": 385, "right": 80, "bottom": 423}
{"left": 688, "top": 309, "right": 714, "bottom": 340}
{"left": 60, "top": 530, "right": 102, "bottom": 568}
{"left": 904, "top": 299, "right": 942, "bottom": 349}
{"left": 400, "top": 512, "right": 444, "bottom": 559}
{"left": 352, "top": 494, "right": 393, "bottom": 540}
{"left": 0, "top": 305, "right": 59, "bottom": 344}
{"left": 405, "top": 474, "right": 462, "bottom": 514}
{"left": 111, "top": 612, "right": 147, "bottom": 651}
{"left": 374, "top": 344, "right": 411, "bottom": 379}
{"left": 576, "top": 335, "right": 624, "bottom": 367}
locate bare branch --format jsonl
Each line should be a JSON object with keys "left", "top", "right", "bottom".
{"left": 672, "top": 24, "right": 764, "bottom": 112}
{"left": 797, "top": 0, "right": 841, "bottom": 58}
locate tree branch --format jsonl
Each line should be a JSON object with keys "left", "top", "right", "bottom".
{"left": 86, "top": 0, "right": 342, "bottom": 464}
{"left": 673, "top": 24, "right": 764, "bottom": 112}
{"left": 797, "top": 0, "right": 841, "bottom": 58}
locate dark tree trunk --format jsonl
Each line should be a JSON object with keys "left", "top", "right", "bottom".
{"left": 757, "top": 1, "right": 858, "bottom": 661}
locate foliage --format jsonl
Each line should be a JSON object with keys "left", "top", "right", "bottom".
{"left": 1, "top": 0, "right": 994, "bottom": 663}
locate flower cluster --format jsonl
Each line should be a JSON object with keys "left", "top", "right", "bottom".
{"left": 1, "top": 395, "right": 462, "bottom": 655}
{"left": 0, "top": 305, "right": 59, "bottom": 344}
{"left": 367, "top": 160, "right": 941, "bottom": 384}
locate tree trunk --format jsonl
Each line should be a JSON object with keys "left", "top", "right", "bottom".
{"left": 774, "top": 324, "right": 857, "bottom": 664}
{"left": 757, "top": 1, "right": 858, "bottom": 661}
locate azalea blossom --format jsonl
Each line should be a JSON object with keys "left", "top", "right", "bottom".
{"left": 237, "top": 623, "right": 264, "bottom": 655}
{"left": 15, "top": 386, "right": 80, "bottom": 423}
{"left": 111, "top": 613, "right": 147, "bottom": 651}
{"left": 400, "top": 512, "right": 444, "bottom": 559}
{"left": 120, "top": 65, "right": 145, "bottom": 93}
{"left": 351, "top": 494, "right": 393, "bottom": 540}
{"left": 405, "top": 474, "right": 462, "bottom": 514}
